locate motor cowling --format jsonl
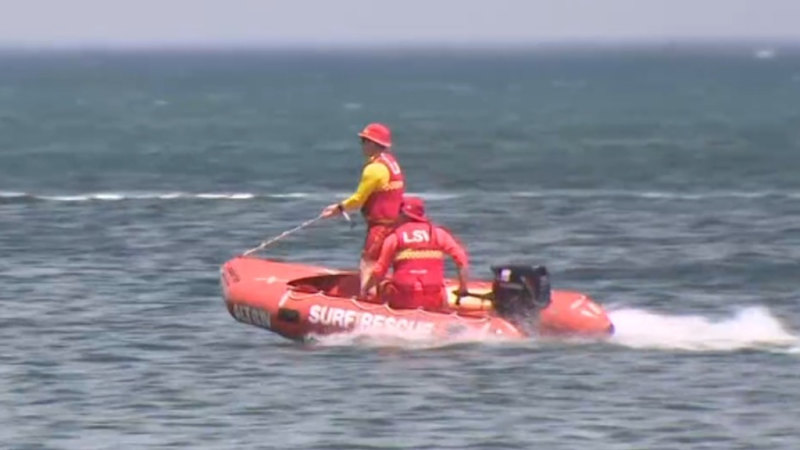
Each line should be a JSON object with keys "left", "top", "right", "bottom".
{"left": 490, "top": 264, "right": 551, "bottom": 320}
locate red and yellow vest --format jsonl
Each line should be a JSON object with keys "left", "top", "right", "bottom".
{"left": 361, "top": 152, "right": 404, "bottom": 226}
{"left": 391, "top": 221, "right": 445, "bottom": 291}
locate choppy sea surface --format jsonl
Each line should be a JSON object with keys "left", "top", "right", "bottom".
{"left": 1, "top": 46, "right": 799, "bottom": 449}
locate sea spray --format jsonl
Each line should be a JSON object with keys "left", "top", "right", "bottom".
{"left": 608, "top": 306, "right": 798, "bottom": 351}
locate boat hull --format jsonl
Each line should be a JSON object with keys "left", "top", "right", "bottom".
{"left": 221, "top": 256, "right": 613, "bottom": 342}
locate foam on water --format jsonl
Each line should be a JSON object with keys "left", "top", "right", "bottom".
{"left": 755, "top": 48, "right": 776, "bottom": 60}
{"left": 0, "top": 191, "right": 292, "bottom": 202}
{"left": 196, "top": 192, "right": 254, "bottom": 200}
{"left": 3, "top": 189, "right": 800, "bottom": 204}
{"left": 0, "top": 191, "right": 27, "bottom": 198}
{"left": 309, "top": 306, "right": 799, "bottom": 353}
{"left": 410, "top": 191, "right": 464, "bottom": 201}
{"left": 510, "top": 189, "right": 800, "bottom": 201}
{"left": 310, "top": 325, "right": 518, "bottom": 350}
{"left": 608, "top": 306, "right": 799, "bottom": 352}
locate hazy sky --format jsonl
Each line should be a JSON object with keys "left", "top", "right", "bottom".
{"left": 1, "top": 0, "right": 798, "bottom": 47}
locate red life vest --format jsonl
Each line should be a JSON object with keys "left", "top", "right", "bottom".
{"left": 390, "top": 221, "right": 445, "bottom": 292}
{"left": 361, "top": 152, "right": 404, "bottom": 225}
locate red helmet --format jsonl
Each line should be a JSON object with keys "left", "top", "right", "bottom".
{"left": 400, "top": 196, "right": 427, "bottom": 222}
{"left": 358, "top": 123, "right": 392, "bottom": 147}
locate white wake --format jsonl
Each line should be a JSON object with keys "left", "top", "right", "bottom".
{"left": 608, "top": 306, "right": 798, "bottom": 352}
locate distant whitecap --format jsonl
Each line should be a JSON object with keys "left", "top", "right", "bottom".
{"left": 0, "top": 191, "right": 27, "bottom": 198}
{"left": 91, "top": 193, "right": 125, "bottom": 201}
{"left": 43, "top": 195, "right": 90, "bottom": 202}
{"left": 269, "top": 192, "right": 310, "bottom": 199}
{"left": 196, "top": 193, "right": 253, "bottom": 200}
{"left": 754, "top": 49, "right": 776, "bottom": 59}
{"left": 228, "top": 193, "right": 255, "bottom": 200}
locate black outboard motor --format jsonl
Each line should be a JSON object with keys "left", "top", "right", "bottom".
{"left": 490, "top": 264, "right": 551, "bottom": 322}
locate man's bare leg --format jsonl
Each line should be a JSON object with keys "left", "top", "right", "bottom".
{"left": 360, "top": 257, "right": 375, "bottom": 292}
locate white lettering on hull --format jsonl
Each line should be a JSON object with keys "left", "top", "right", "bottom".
{"left": 308, "top": 305, "right": 435, "bottom": 335}
{"left": 231, "top": 303, "right": 271, "bottom": 330}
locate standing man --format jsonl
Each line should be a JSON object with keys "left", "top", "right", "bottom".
{"left": 321, "top": 123, "right": 405, "bottom": 289}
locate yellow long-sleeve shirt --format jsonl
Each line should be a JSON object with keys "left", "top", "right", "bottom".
{"left": 340, "top": 161, "right": 390, "bottom": 210}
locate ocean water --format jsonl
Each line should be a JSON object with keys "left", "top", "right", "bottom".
{"left": 1, "top": 46, "right": 800, "bottom": 449}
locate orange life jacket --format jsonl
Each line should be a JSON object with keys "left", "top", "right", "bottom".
{"left": 361, "top": 152, "right": 404, "bottom": 226}
{"left": 390, "top": 221, "right": 444, "bottom": 293}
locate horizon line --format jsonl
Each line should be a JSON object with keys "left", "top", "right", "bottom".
{"left": 1, "top": 36, "right": 799, "bottom": 52}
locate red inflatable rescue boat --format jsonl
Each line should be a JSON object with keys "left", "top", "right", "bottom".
{"left": 221, "top": 256, "right": 614, "bottom": 342}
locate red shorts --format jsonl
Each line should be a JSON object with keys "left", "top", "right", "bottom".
{"left": 362, "top": 224, "right": 393, "bottom": 261}
{"left": 380, "top": 283, "right": 443, "bottom": 311}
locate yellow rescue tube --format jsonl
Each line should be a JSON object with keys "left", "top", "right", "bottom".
{"left": 447, "top": 288, "right": 493, "bottom": 311}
